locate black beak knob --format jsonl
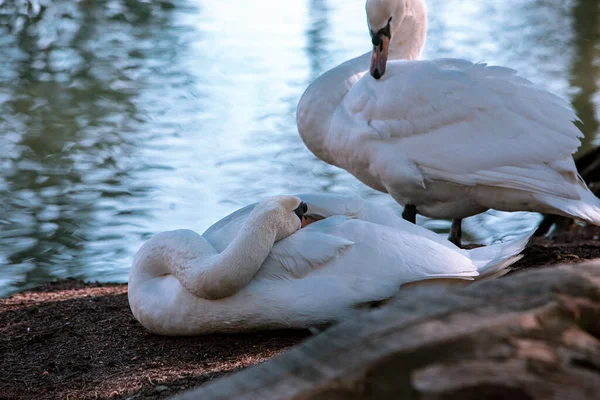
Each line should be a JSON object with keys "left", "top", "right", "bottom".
{"left": 294, "top": 202, "right": 307, "bottom": 220}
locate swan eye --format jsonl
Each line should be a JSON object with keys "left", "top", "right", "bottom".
{"left": 370, "top": 17, "right": 392, "bottom": 46}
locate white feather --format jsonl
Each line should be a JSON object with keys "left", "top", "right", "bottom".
{"left": 129, "top": 194, "right": 532, "bottom": 335}
{"left": 297, "top": 1, "right": 600, "bottom": 223}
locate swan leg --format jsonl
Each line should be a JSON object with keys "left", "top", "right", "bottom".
{"left": 534, "top": 215, "right": 556, "bottom": 237}
{"left": 402, "top": 204, "right": 417, "bottom": 224}
{"left": 449, "top": 218, "right": 462, "bottom": 247}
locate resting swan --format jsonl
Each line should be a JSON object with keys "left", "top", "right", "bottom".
{"left": 128, "top": 194, "right": 530, "bottom": 336}
{"left": 296, "top": 0, "right": 600, "bottom": 245}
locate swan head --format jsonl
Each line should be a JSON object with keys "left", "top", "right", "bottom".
{"left": 366, "top": 0, "right": 427, "bottom": 78}
{"left": 253, "top": 195, "right": 307, "bottom": 241}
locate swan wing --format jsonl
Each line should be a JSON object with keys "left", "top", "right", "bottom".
{"left": 263, "top": 216, "right": 476, "bottom": 284}
{"left": 335, "top": 58, "right": 582, "bottom": 199}
{"left": 267, "top": 218, "right": 480, "bottom": 306}
{"left": 340, "top": 219, "right": 478, "bottom": 282}
{"left": 296, "top": 193, "right": 461, "bottom": 250}
{"left": 260, "top": 216, "right": 354, "bottom": 280}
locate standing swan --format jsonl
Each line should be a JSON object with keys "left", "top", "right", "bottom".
{"left": 128, "top": 194, "right": 531, "bottom": 336}
{"left": 297, "top": 0, "right": 600, "bottom": 245}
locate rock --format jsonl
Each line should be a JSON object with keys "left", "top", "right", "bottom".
{"left": 172, "top": 260, "right": 600, "bottom": 400}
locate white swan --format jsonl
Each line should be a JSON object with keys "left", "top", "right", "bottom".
{"left": 128, "top": 194, "right": 530, "bottom": 336}
{"left": 297, "top": 0, "right": 600, "bottom": 245}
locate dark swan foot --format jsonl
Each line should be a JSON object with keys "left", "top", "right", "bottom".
{"left": 449, "top": 218, "right": 462, "bottom": 247}
{"left": 402, "top": 204, "right": 417, "bottom": 224}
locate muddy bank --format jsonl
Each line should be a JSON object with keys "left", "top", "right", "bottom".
{"left": 0, "top": 281, "right": 309, "bottom": 400}
{"left": 1, "top": 225, "right": 600, "bottom": 400}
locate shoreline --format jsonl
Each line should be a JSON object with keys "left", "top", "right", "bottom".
{"left": 2, "top": 226, "right": 600, "bottom": 399}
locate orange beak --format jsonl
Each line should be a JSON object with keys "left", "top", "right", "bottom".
{"left": 301, "top": 215, "right": 325, "bottom": 228}
{"left": 370, "top": 35, "right": 390, "bottom": 80}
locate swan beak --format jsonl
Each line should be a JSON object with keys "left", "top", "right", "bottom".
{"left": 294, "top": 201, "right": 307, "bottom": 220}
{"left": 301, "top": 214, "right": 325, "bottom": 228}
{"left": 370, "top": 35, "right": 389, "bottom": 80}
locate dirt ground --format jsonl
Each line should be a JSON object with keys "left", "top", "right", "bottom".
{"left": 0, "top": 282, "right": 310, "bottom": 400}
{"left": 2, "top": 225, "right": 600, "bottom": 400}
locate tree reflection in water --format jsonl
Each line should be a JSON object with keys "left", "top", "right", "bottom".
{"left": 0, "top": 0, "right": 181, "bottom": 293}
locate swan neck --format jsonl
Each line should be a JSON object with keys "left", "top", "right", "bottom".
{"left": 222, "top": 213, "right": 277, "bottom": 275}
{"left": 206, "top": 209, "right": 278, "bottom": 298}
{"left": 297, "top": 53, "right": 370, "bottom": 164}
{"left": 390, "top": 0, "right": 427, "bottom": 60}
{"left": 129, "top": 205, "right": 286, "bottom": 308}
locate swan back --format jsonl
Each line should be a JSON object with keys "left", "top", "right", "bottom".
{"left": 203, "top": 193, "right": 459, "bottom": 252}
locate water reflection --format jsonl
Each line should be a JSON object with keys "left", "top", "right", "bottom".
{"left": 306, "top": 0, "right": 331, "bottom": 80}
{"left": 570, "top": 0, "right": 600, "bottom": 156}
{"left": 0, "top": 0, "right": 187, "bottom": 293}
{"left": 1, "top": 0, "right": 599, "bottom": 297}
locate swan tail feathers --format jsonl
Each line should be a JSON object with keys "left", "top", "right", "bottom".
{"left": 467, "top": 230, "right": 533, "bottom": 281}
{"left": 553, "top": 185, "right": 600, "bottom": 225}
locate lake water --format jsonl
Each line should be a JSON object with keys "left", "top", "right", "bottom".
{"left": 1, "top": 0, "right": 598, "bottom": 297}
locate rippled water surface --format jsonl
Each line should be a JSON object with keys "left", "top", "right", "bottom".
{"left": 1, "top": 0, "right": 599, "bottom": 296}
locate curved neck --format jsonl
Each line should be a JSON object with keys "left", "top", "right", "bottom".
{"left": 297, "top": 0, "right": 427, "bottom": 163}
{"left": 390, "top": 0, "right": 427, "bottom": 61}
{"left": 202, "top": 213, "right": 278, "bottom": 299}
{"left": 160, "top": 208, "right": 281, "bottom": 300}
{"left": 297, "top": 53, "right": 371, "bottom": 164}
